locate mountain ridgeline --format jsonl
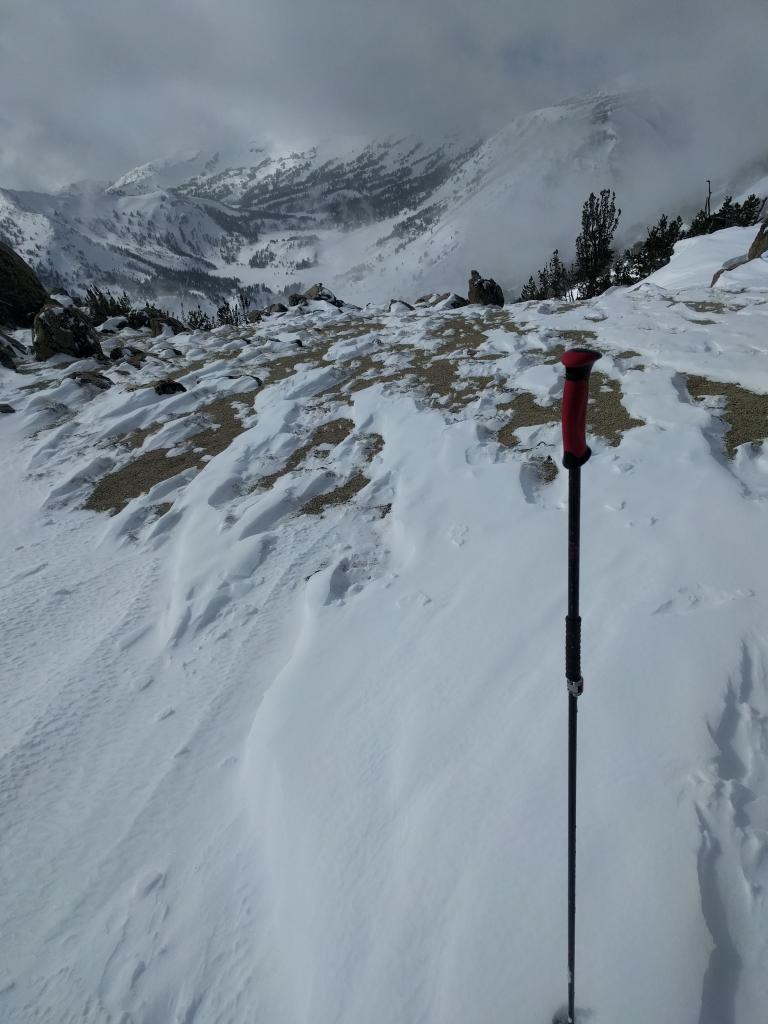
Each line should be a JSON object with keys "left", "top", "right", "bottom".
{"left": 1, "top": 89, "right": 766, "bottom": 310}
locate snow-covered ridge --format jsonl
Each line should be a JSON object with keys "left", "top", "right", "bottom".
{"left": 2, "top": 228, "right": 768, "bottom": 1022}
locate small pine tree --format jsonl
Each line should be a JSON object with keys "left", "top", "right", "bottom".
{"left": 216, "top": 302, "right": 234, "bottom": 326}
{"left": 85, "top": 286, "right": 132, "bottom": 325}
{"left": 537, "top": 264, "right": 551, "bottom": 299}
{"left": 187, "top": 307, "right": 214, "bottom": 331}
{"left": 574, "top": 190, "right": 621, "bottom": 299}
{"left": 685, "top": 194, "right": 764, "bottom": 238}
{"left": 547, "top": 249, "right": 570, "bottom": 299}
{"left": 518, "top": 276, "right": 540, "bottom": 302}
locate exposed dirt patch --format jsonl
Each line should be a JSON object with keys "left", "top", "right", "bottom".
{"left": 686, "top": 375, "right": 768, "bottom": 458}
{"left": 553, "top": 329, "right": 598, "bottom": 345}
{"left": 497, "top": 370, "right": 643, "bottom": 449}
{"left": 18, "top": 379, "right": 56, "bottom": 392}
{"left": 425, "top": 311, "right": 529, "bottom": 353}
{"left": 362, "top": 433, "right": 385, "bottom": 462}
{"left": 85, "top": 448, "right": 200, "bottom": 514}
{"left": 531, "top": 454, "right": 559, "bottom": 482}
{"left": 589, "top": 373, "right": 644, "bottom": 445}
{"left": 300, "top": 472, "right": 370, "bottom": 516}
{"left": 315, "top": 319, "right": 387, "bottom": 344}
{"left": 256, "top": 418, "right": 355, "bottom": 490}
{"left": 683, "top": 300, "right": 743, "bottom": 314}
{"left": 86, "top": 395, "right": 254, "bottom": 513}
{"left": 497, "top": 392, "right": 560, "bottom": 448}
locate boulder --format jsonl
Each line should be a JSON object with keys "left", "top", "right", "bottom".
{"left": 0, "top": 403, "right": 15, "bottom": 414}
{"left": 124, "top": 346, "right": 147, "bottom": 368}
{"left": 265, "top": 303, "right": 288, "bottom": 315}
{"left": 288, "top": 293, "right": 307, "bottom": 307}
{"left": 415, "top": 292, "right": 469, "bottom": 309}
{"left": 710, "top": 220, "right": 768, "bottom": 286}
{"left": 304, "top": 283, "right": 343, "bottom": 307}
{"left": 0, "top": 241, "right": 48, "bottom": 328}
{"left": 747, "top": 220, "right": 768, "bottom": 261}
{"left": 468, "top": 270, "right": 504, "bottom": 307}
{"left": 150, "top": 316, "right": 186, "bottom": 338}
{"left": 246, "top": 310, "right": 263, "bottom": 323}
{"left": 389, "top": 299, "right": 414, "bottom": 312}
{"left": 32, "top": 300, "right": 105, "bottom": 362}
{"left": 70, "top": 370, "right": 113, "bottom": 390}
{"left": 154, "top": 379, "right": 187, "bottom": 396}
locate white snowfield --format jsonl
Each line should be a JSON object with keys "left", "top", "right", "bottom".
{"left": 2, "top": 228, "right": 768, "bottom": 1024}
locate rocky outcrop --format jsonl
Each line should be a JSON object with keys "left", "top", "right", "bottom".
{"left": 0, "top": 329, "right": 27, "bottom": 371}
{"left": 0, "top": 242, "right": 48, "bottom": 328}
{"left": 747, "top": 220, "right": 768, "bottom": 261}
{"left": 415, "top": 292, "right": 469, "bottom": 309}
{"left": 32, "top": 300, "right": 105, "bottom": 362}
{"left": 0, "top": 403, "right": 15, "bottom": 414}
{"left": 154, "top": 379, "right": 187, "bottom": 396}
{"left": 710, "top": 220, "right": 768, "bottom": 287}
{"left": 150, "top": 316, "right": 186, "bottom": 337}
{"left": 70, "top": 370, "right": 113, "bottom": 390}
{"left": 288, "top": 293, "right": 307, "bottom": 307}
{"left": 265, "top": 303, "right": 288, "bottom": 315}
{"left": 468, "top": 270, "right": 504, "bottom": 307}
{"left": 304, "top": 283, "right": 343, "bottom": 307}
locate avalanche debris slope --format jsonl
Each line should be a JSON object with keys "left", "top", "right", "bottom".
{"left": 2, "top": 227, "right": 768, "bottom": 1023}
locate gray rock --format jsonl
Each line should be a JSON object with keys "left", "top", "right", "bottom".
{"left": 154, "top": 379, "right": 187, "bottom": 396}
{"left": 265, "top": 303, "right": 288, "bottom": 315}
{"left": 0, "top": 403, "right": 15, "bottom": 414}
{"left": 0, "top": 241, "right": 48, "bottom": 328}
{"left": 288, "top": 293, "right": 307, "bottom": 307}
{"left": 468, "top": 270, "right": 504, "bottom": 307}
{"left": 710, "top": 220, "right": 768, "bottom": 286}
{"left": 304, "top": 283, "right": 343, "bottom": 307}
{"left": 414, "top": 292, "right": 468, "bottom": 309}
{"left": 246, "top": 310, "right": 263, "bottom": 323}
{"left": 0, "top": 330, "right": 27, "bottom": 370}
{"left": 748, "top": 220, "right": 768, "bottom": 261}
{"left": 70, "top": 370, "right": 113, "bottom": 390}
{"left": 32, "top": 300, "right": 105, "bottom": 362}
{"left": 150, "top": 316, "right": 186, "bottom": 337}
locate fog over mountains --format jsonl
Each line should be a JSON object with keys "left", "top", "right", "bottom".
{"left": 1, "top": 86, "right": 766, "bottom": 308}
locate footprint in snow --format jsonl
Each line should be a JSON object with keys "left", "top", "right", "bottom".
{"left": 652, "top": 584, "right": 755, "bottom": 615}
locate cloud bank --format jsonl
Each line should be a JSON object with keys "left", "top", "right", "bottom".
{"left": 1, "top": 0, "right": 766, "bottom": 190}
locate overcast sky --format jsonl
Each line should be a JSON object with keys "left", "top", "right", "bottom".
{"left": 1, "top": 0, "right": 766, "bottom": 191}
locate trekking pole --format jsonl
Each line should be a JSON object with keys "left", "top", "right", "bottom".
{"left": 559, "top": 348, "right": 601, "bottom": 1024}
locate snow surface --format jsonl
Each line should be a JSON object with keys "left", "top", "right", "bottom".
{"left": 2, "top": 231, "right": 768, "bottom": 1023}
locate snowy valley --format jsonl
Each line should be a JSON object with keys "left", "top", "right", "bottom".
{"left": 4, "top": 87, "right": 763, "bottom": 311}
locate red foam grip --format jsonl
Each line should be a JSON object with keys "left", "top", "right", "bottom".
{"left": 560, "top": 349, "right": 601, "bottom": 461}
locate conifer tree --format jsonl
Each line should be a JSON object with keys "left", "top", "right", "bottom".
{"left": 574, "top": 190, "right": 620, "bottom": 298}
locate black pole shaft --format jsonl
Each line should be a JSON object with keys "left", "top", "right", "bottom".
{"left": 568, "top": 693, "right": 578, "bottom": 1024}
{"left": 566, "top": 466, "right": 583, "bottom": 1024}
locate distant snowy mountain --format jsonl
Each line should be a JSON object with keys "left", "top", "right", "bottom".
{"left": 1, "top": 87, "right": 765, "bottom": 308}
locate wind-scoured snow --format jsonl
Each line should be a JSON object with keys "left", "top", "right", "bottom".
{"left": 2, "top": 229, "right": 768, "bottom": 1023}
